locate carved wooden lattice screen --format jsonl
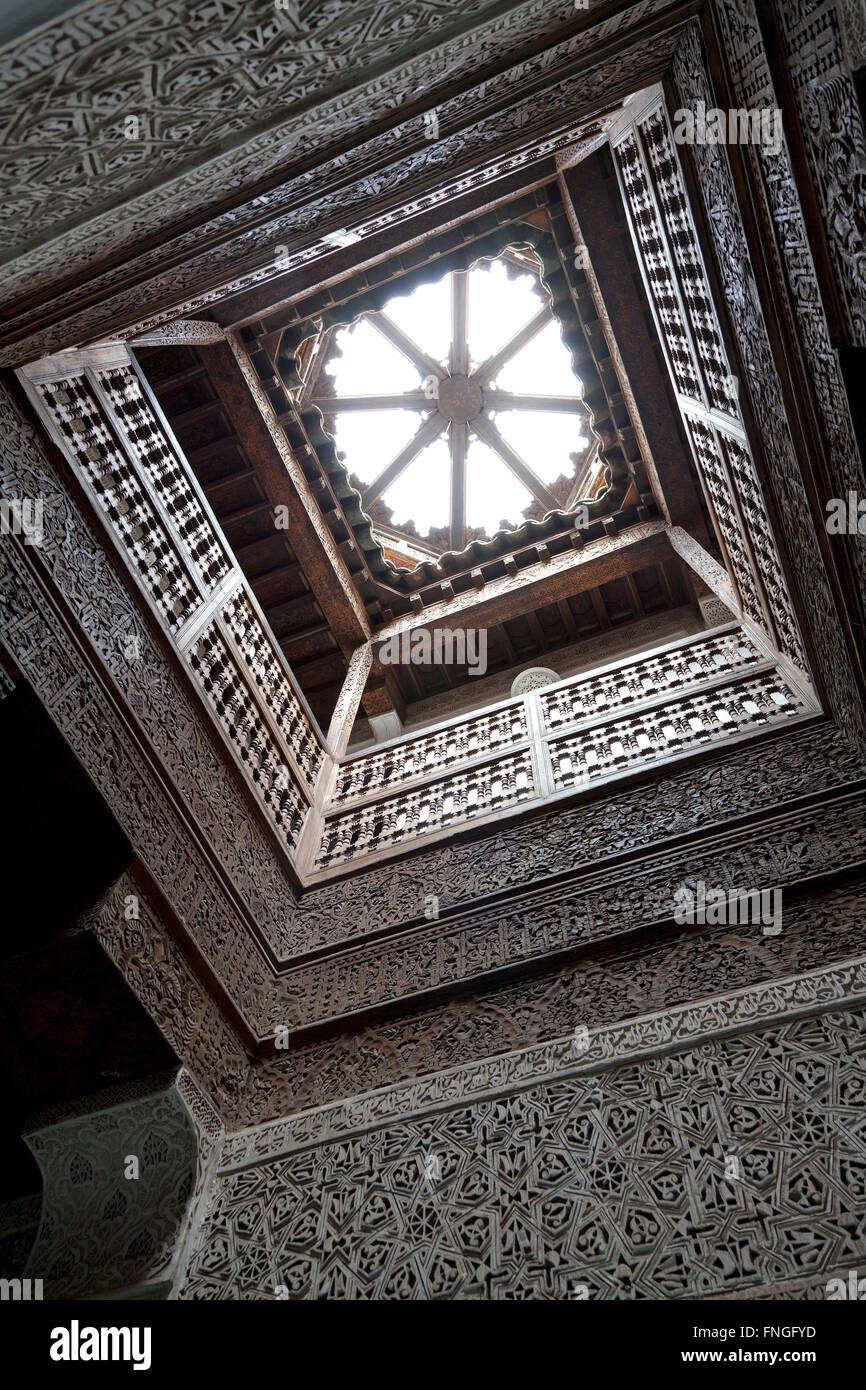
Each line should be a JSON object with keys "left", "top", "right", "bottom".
{"left": 313, "top": 625, "right": 813, "bottom": 874}
{"left": 609, "top": 91, "right": 809, "bottom": 675}
{"left": 19, "top": 343, "right": 818, "bottom": 882}
{"left": 18, "top": 346, "right": 326, "bottom": 861}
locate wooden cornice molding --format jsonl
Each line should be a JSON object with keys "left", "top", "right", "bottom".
{"left": 374, "top": 519, "right": 672, "bottom": 641}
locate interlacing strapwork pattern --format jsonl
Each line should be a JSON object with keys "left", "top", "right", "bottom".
{"left": 316, "top": 629, "right": 809, "bottom": 871}
{"left": 613, "top": 106, "right": 808, "bottom": 672}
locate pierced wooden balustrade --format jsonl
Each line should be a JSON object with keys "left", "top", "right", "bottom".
{"left": 312, "top": 626, "right": 814, "bottom": 874}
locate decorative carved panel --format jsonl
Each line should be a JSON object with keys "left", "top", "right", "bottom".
{"left": 612, "top": 102, "right": 809, "bottom": 672}
{"left": 19, "top": 350, "right": 324, "bottom": 857}
{"left": 24, "top": 1070, "right": 198, "bottom": 1299}
{"left": 772, "top": 0, "right": 866, "bottom": 344}
{"left": 181, "top": 969, "right": 866, "bottom": 1298}
{"left": 0, "top": 14, "right": 682, "bottom": 364}
{"left": 317, "top": 630, "right": 810, "bottom": 872}
{"left": 240, "top": 881, "right": 866, "bottom": 1125}
{"left": 709, "top": 0, "right": 866, "bottom": 707}
{"left": 670, "top": 22, "right": 866, "bottom": 751}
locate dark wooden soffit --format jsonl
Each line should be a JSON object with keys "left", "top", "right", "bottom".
{"left": 371, "top": 553, "right": 693, "bottom": 707}
{"left": 373, "top": 521, "right": 674, "bottom": 643}
{"left": 198, "top": 341, "right": 368, "bottom": 657}
{"left": 216, "top": 160, "right": 560, "bottom": 333}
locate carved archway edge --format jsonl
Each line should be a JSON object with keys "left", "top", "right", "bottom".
{"left": 21, "top": 1066, "right": 222, "bottom": 1300}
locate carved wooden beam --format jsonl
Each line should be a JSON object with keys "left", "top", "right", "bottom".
{"left": 375, "top": 518, "right": 672, "bottom": 642}
{"left": 666, "top": 524, "right": 739, "bottom": 614}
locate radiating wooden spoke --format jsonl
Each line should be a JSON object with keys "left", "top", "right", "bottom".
{"left": 450, "top": 271, "right": 469, "bottom": 375}
{"left": 310, "top": 391, "right": 431, "bottom": 412}
{"left": 364, "top": 412, "right": 448, "bottom": 504}
{"left": 473, "top": 306, "right": 549, "bottom": 386}
{"left": 368, "top": 311, "right": 446, "bottom": 382}
{"left": 472, "top": 416, "right": 560, "bottom": 512}
{"left": 324, "top": 267, "right": 586, "bottom": 547}
{"left": 296, "top": 326, "right": 334, "bottom": 407}
{"left": 450, "top": 419, "right": 467, "bottom": 553}
{"left": 484, "top": 391, "right": 584, "bottom": 413}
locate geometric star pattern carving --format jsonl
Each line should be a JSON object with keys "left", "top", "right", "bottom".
{"left": 182, "top": 1010, "right": 866, "bottom": 1299}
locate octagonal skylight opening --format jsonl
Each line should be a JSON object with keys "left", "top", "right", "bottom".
{"left": 310, "top": 255, "right": 599, "bottom": 559}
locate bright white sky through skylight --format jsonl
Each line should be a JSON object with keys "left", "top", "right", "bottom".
{"left": 324, "top": 259, "right": 590, "bottom": 542}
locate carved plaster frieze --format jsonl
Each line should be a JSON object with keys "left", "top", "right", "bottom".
{"left": 235, "top": 882, "right": 866, "bottom": 1130}
{"left": 181, "top": 985, "right": 866, "bottom": 1299}
{"left": 0, "top": 23, "right": 683, "bottom": 364}
{"left": 0, "top": 0, "right": 678, "bottom": 309}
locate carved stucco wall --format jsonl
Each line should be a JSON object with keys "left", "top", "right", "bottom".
{"left": 180, "top": 957, "right": 866, "bottom": 1299}
{"left": 240, "top": 879, "right": 866, "bottom": 1125}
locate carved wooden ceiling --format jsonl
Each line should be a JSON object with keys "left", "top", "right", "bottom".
{"left": 2, "top": 0, "right": 864, "bottom": 1162}
{"left": 0, "top": 0, "right": 695, "bottom": 366}
{"left": 136, "top": 165, "right": 717, "bottom": 723}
